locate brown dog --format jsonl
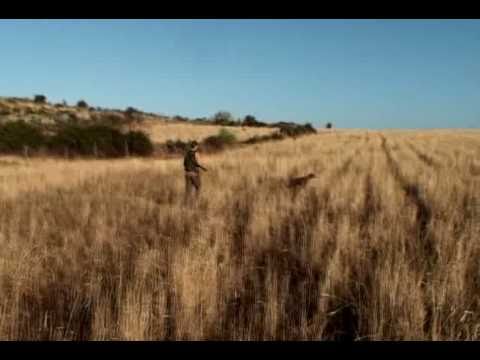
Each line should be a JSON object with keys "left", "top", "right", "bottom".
{"left": 287, "top": 173, "right": 316, "bottom": 189}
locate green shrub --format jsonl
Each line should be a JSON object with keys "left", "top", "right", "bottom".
{"left": 218, "top": 128, "right": 237, "bottom": 144}
{"left": 278, "top": 123, "right": 316, "bottom": 137}
{"left": 243, "top": 131, "right": 285, "bottom": 144}
{"left": 166, "top": 139, "right": 189, "bottom": 153}
{"left": 303, "top": 123, "right": 317, "bottom": 134}
{"left": 0, "top": 121, "right": 46, "bottom": 153}
{"left": 47, "top": 124, "right": 125, "bottom": 157}
{"left": 278, "top": 124, "right": 297, "bottom": 137}
{"left": 203, "top": 128, "right": 237, "bottom": 151}
{"left": 126, "top": 107, "right": 140, "bottom": 119}
{"left": 77, "top": 100, "right": 88, "bottom": 108}
{"left": 242, "top": 115, "right": 268, "bottom": 127}
{"left": 0, "top": 112, "right": 155, "bottom": 157}
{"left": 173, "top": 115, "right": 189, "bottom": 122}
{"left": 126, "top": 130, "right": 154, "bottom": 156}
{"left": 213, "top": 111, "right": 233, "bottom": 123}
{"left": 34, "top": 95, "right": 47, "bottom": 104}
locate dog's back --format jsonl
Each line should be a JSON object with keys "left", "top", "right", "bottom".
{"left": 287, "top": 173, "right": 316, "bottom": 189}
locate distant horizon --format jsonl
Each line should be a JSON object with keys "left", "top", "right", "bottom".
{"left": 0, "top": 93, "right": 480, "bottom": 131}
{"left": 1, "top": 20, "right": 479, "bottom": 129}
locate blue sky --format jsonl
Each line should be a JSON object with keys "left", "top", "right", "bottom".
{"left": 0, "top": 19, "right": 479, "bottom": 128}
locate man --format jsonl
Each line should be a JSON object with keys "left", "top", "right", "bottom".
{"left": 184, "top": 140, "right": 207, "bottom": 200}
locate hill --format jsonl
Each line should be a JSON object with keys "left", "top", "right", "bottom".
{"left": 0, "top": 96, "right": 280, "bottom": 145}
{"left": 0, "top": 96, "right": 324, "bottom": 159}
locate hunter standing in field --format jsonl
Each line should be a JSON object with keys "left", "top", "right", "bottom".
{"left": 184, "top": 140, "right": 207, "bottom": 200}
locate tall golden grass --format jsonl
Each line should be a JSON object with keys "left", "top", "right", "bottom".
{"left": 133, "top": 120, "right": 277, "bottom": 144}
{"left": 0, "top": 130, "right": 478, "bottom": 340}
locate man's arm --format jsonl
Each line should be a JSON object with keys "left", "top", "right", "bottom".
{"left": 194, "top": 154, "right": 207, "bottom": 171}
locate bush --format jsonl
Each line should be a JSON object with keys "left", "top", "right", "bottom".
{"left": 125, "top": 131, "right": 154, "bottom": 156}
{"left": 242, "top": 115, "right": 268, "bottom": 127}
{"left": 326, "top": 122, "right": 333, "bottom": 129}
{"left": 193, "top": 117, "right": 209, "bottom": 124}
{"left": 243, "top": 115, "right": 257, "bottom": 126}
{"left": 217, "top": 128, "right": 237, "bottom": 144}
{"left": 243, "top": 131, "right": 285, "bottom": 144}
{"left": 213, "top": 111, "right": 238, "bottom": 126}
{"left": 0, "top": 120, "right": 155, "bottom": 158}
{"left": 278, "top": 124, "right": 298, "bottom": 137}
{"left": 203, "top": 128, "right": 237, "bottom": 151}
{"left": 278, "top": 123, "right": 317, "bottom": 138}
{"left": 213, "top": 111, "right": 233, "bottom": 122}
{"left": 0, "top": 121, "right": 46, "bottom": 153}
{"left": 173, "top": 115, "right": 190, "bottom": 122}
{"left": 126, "top": 107, "right": 140, "bottom": 118}
{"left": 166, "top": 139, "right": 189, "bottom": 153}
{"left": 48, "top": 124, "right": 126, "bottom": 158}
{"left": 34, "top": 95, "right": 47, "bottom": 104}
{"left": 304, "top": 123, "right": 317, "bottom": 133}
{"left": 77, "top": 100, "right": 88, "bottom": 108}
{"left": 203, "top": 135, "right": 225, "bottom": 150}
{"left": 55, "top": 100, "right": 68, "bottom": 107}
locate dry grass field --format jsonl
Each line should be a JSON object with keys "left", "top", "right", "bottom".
{"left": 0, "top": 130, "right": 478, "bottom": 340}
{"left": 132, "top": 119, "right": 278, "bottom": 144}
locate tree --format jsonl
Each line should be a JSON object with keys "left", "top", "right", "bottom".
{"left": 203, "top": 128, "right": 237, "bottom": 151}
{"left": 173, "top": 115, "right": 189, "bottom": 122}
{"left": 77, "top": 100, "right": 88, "bottom": 108}
{"left": 304, "top": 123, "right": 317, "bottom": 133}
{"left": 34, "top": 95, "right": 47, "bottom": 104}
{"left": 326, "top": 122, "right": 333, "bottom": 129}
{"left": 213, "top": 111, "right": 234, "bottom": 125}
{"left": 243, "top": 115, "right": 257, "bottom": 127}
{"left": 125, "top": 107, "right": 139, "bottom": 117}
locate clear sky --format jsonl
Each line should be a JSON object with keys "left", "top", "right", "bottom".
{"left": 1, "top": 19, "right": 479, "bottom": 128}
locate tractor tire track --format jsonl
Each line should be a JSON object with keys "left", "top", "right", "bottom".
{"left": 406, "top": 142, "right": 441, "bottom": 169}
{"left": 319, "top": 139, "right": 374, "bottom": 341}
{"left": 381, "top": 135, "right": 437, "bottom": 335}
{"left": 359, "top": 155, "right": 378, "bottom": 240}
{"left": 381, "top": 136, "right": 436, "bottom": 266}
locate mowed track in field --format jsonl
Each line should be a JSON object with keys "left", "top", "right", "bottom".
{"left": 0, "top": 130, "right": 478, "bottom": 340}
